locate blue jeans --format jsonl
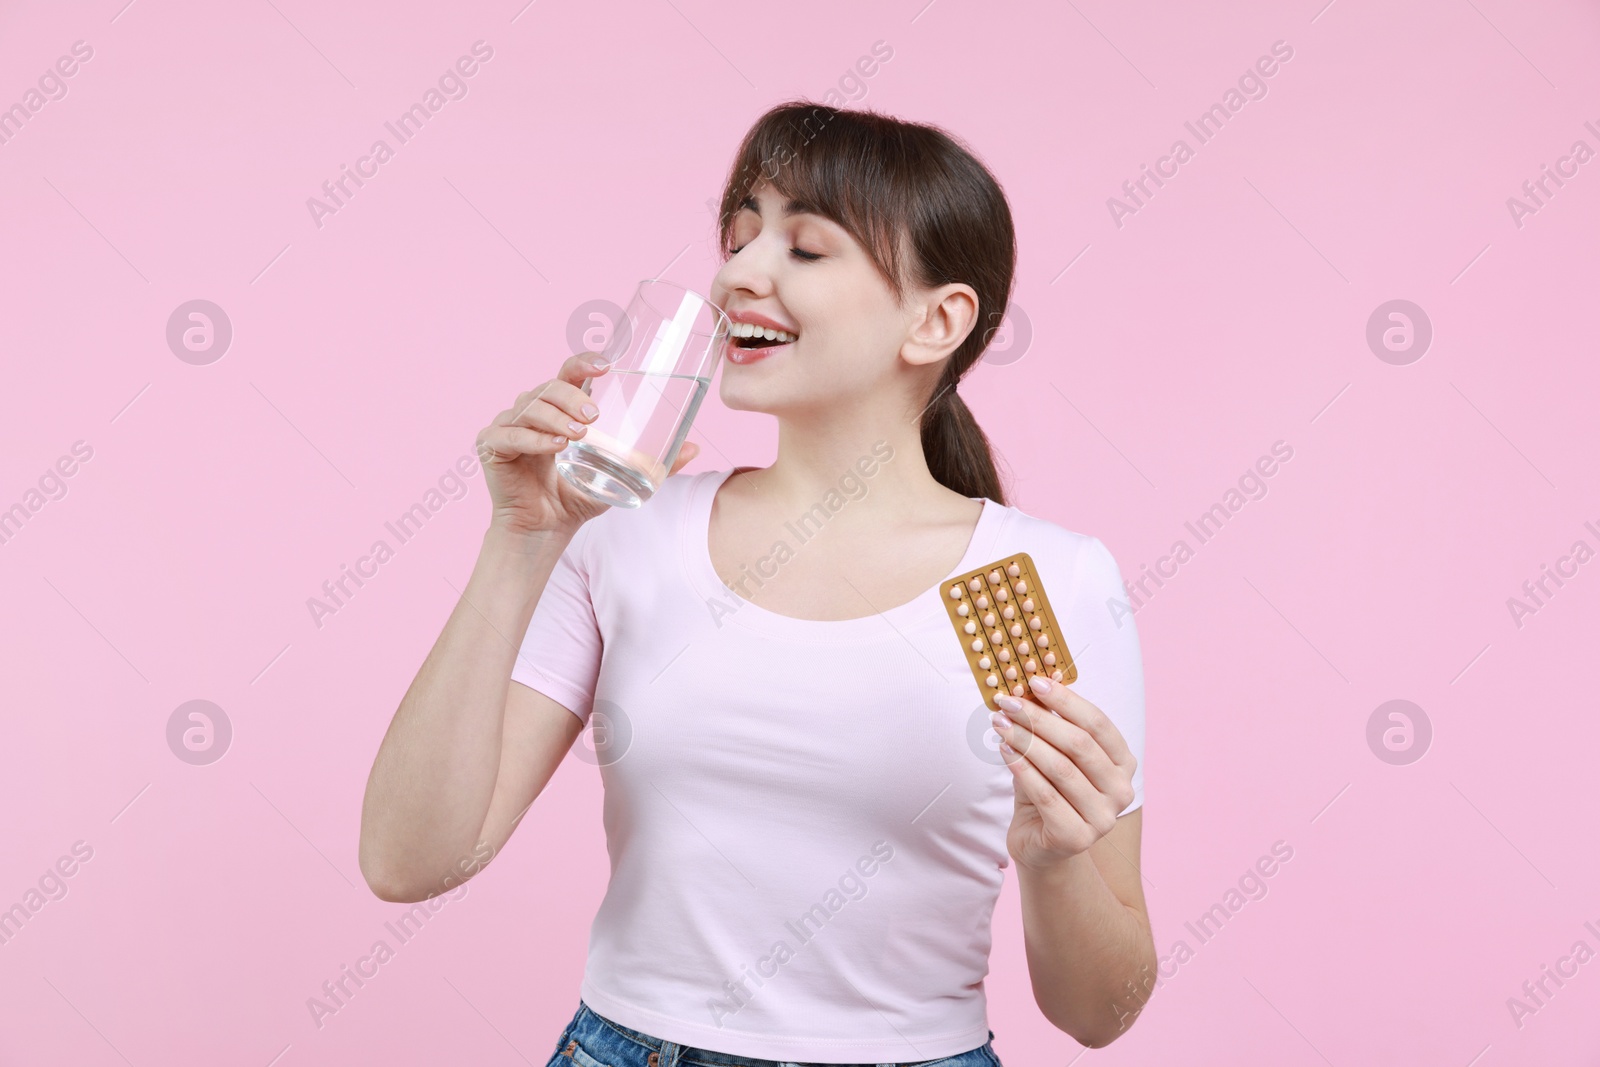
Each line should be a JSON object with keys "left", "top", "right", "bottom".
{"left": 545, "top": 999, "right": 1004, "bottom": 1067}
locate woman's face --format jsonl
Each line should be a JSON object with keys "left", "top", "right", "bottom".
{"left": 708, "top": 180, "right": 915, "bottom": 417}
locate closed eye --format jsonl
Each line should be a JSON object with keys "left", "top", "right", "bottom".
{"left": 729, "top": 245, "right": 823, "bottom": 262}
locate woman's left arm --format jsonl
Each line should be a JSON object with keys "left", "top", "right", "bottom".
{"left": 994, "top": 673, "right": 1156, "bottom": 1047}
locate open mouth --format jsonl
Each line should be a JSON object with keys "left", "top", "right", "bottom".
{"left": 726, "top": 322, "right": 798, "bottom": 363}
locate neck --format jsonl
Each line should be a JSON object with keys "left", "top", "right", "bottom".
{"left": 730, "top": 417, "right": 954, "bottom": 527}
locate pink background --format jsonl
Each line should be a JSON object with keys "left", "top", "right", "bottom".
{"left": 2, "top": 0, "right": 1597, "bottom": 1063}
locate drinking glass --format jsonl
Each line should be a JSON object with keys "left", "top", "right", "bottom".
{"left": 556, "top": 279, "right": 730, "bottom": 509}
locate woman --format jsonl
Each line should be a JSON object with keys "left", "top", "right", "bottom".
{"left": 359, "top": 101, "right": 1154, "bottom": 1066}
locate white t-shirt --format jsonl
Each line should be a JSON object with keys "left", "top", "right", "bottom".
{"left": 511, "top": 467, "right": 1146, "bottom": 1062}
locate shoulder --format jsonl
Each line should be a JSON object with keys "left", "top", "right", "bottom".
{"left": 576, "top": 467, "right": 720, "bottom": 555}
{"left": 997, "top": 505, "right": 1144, "bottom": 717}
{"left": 990, "top": 501, "right": 1126, "bottom": 596}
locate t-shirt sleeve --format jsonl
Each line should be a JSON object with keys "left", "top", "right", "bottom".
{"left": 1062, "top": 535, "right": 1146, "bottom": 816}
{"left": 509, "top": 520, "right": 602, "bottom": 726}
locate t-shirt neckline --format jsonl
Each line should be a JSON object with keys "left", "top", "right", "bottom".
{"left": 687, "top": 466, "right": 1004, "bottom": 638}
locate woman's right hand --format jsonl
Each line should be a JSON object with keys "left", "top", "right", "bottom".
{"left": 476, "top": 352, "right": 700, "bottom": 539}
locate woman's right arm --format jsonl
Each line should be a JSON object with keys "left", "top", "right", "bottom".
{"left": 357, "top": 351, "right": 666, "bottom": 903}
{"left": 357, "top": 525, "right": 583, "bottom": 903}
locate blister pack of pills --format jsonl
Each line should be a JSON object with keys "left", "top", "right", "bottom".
{"left": 942, "top": 553, "right": 1077, "bottom": 711}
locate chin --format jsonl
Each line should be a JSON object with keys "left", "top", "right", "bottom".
{"left": 717, "top": 377, "right": 775, "bottom": 415}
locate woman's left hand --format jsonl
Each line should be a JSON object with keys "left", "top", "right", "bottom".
{"left": 992, "top": 674, "right": 1138, "bottom": 874}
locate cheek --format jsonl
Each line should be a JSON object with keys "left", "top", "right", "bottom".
{"left": 708, "top": 268, "right": 735, "bottom": 309}
{"left": 800, "top": 269, "right": 892, "bottom": 342}
{"left": 834, "top": 291, "right": 903, "bottom": 360}
{"left": 798, "top": 313, "right": 902, "bottom": 389}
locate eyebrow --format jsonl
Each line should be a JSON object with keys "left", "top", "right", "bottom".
{"left": 738, "top": 193, "right": 820, "bottom": 218}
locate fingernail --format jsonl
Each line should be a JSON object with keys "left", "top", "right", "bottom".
{"left": 990, "top": 711, "right": 1011, "bottom": 731}
{"left": 581, "top": 404, "right": 600, "bottom": 419}
{"left": 1029, "top": 674, "right": 1053, "bottom": 694}
{"left": 995, "top": 694, "right": 1022, "bottom": 713}
{"left": 568, "top": 421, "right": 585, "bottom": 435}
{"left": 587, "top": 355, "right": 611, "bottom": 369}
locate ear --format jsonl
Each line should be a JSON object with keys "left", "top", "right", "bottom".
{"left": 900, "top": 283, "right": 980, "bottom": 370}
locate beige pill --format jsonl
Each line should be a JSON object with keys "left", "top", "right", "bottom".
{"left": 978, "top": 655, "right": 992, "bottom": 670}
{"left": 1011, "top": 683, "right": 1025, "bottom": 697}
{"left": 1002, "top": 605, "right": 1016, "bottom": 620}
{"left": 989, "top": 569, "right": 1002, "bottom": 583}
{"left": 964, "top": 620, "right": 977, "bottom": 634}
{"left": 991, "top": 630, "right": 1004, "bottom": 644}
{"left": 1029, "top": 616, "right": 1043, "bottom": 631}
{"left": 957, "top": 602, "right": 970, "bottom": 617}
{"left": 1016, "top": 579, "right": 1028, "bottom": 593}
{"left": 1025, "top": 658, "right": 1038, "bottom": 672}
{"left": 1017, "top": 639, "right": 1031, "bottom": 654}
{"left": 996, "top": 587, "right": 1009, "bottom": 601}
{"left": 986, "top": 673, "right": 999, "bottom": 688}
{"left": 1051, "top": 670, "right": 1064, "bottom": 682}
{"left": 949, "top": 585, "right": 964, "bottom": 599}
{"left": 1005, "top": 666, "right": 1017, "bottom": 681}
{"left": 969, "top": 577, "right": 983, "bottom": 592}
{"left": 998, "top": 648, "right": 1012, "bottom": 662}
{"left": 1044, "top": 652, "right": 1057, "bottom": 666}
{"left": 1007, "top": 562, "right": 1020, "bottom": 577}
{"left": 1009, "top": 623, "right": 1023, "bottom": 638}
{"left": 1022, "top": 597, "right": 1035, "bottom": 612}
{"left": 1037, "top": 633, "right": 1050, "bottom": 647}
{"left": 970, "top": 638, "right": 983, "bottom": 652}
{"left": 976, "top": 595, "right": 989, "bottom": 610}
{"left": 983, "top": 612, "right": 996, "bottom": 627}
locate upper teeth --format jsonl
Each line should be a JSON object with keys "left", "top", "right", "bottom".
{"left": 732, "top": 322, "right": 797, "bottom": 343}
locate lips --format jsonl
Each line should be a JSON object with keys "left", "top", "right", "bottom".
{"left": 726, "top": 337, "right": 793, "bottom": 364}
{"left": 726, "top": 311, "right": 799, "bottom": 335}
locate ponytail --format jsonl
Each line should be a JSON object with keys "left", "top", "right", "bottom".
{"left": 920, "top": 376, "right": 1007, "bottom": 506}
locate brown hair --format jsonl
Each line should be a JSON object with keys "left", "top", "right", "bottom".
{"left": 713, "top": 101, "right": 1013, "bottom": 506}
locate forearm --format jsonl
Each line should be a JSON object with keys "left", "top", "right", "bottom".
{"left": 358, "top": 524, "right": 570, "bottom": 897}
{"left": 1016, "top": 848, "right": 1156, "bottom": 1046}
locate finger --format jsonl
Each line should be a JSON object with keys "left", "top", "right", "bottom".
{"left": 1025, "top": 675, "right": 1137, "bottom": 772}
{"left": 557, "top": 350, "right": 613, "bottom": 388}
{"left": 995, "top": 711, "right": 1118, "bottom": 833}
{"left": 997, "top": 694, "right": 1123, "bottom": 800}
{"left": 668, "top": 440, "right": 700, "bottom": 475}
{"left": 497, "top": 386, "right": 554, "bottom": 427}
{"left": 476, "top": 422, "right": 567, "bottom": 461}
{"left": 503, "top": 351, "right": 610, "bottom": 426}
{"left": 503, "top": 386, "right": 599, "bottom": 443}
{"left": 1000, "top": 740, "right": 1100, "bottom": 852}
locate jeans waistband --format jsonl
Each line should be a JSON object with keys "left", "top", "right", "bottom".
{"left": 568, "top": 998, "right": 1000, "bottom": 1067}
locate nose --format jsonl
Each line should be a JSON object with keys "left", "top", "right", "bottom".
{"left": 711, "top": 232, "right": 780, "bottom": 306}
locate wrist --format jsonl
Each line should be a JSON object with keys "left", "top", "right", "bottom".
{"left": 468, "top": 523, "right": 572, "bottom": 619}
{"left": 482, "top": 518, "right": 575, "bottom": 555}
{"left": 1016, "top": 846, "right": 1091, "bottom": 882}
